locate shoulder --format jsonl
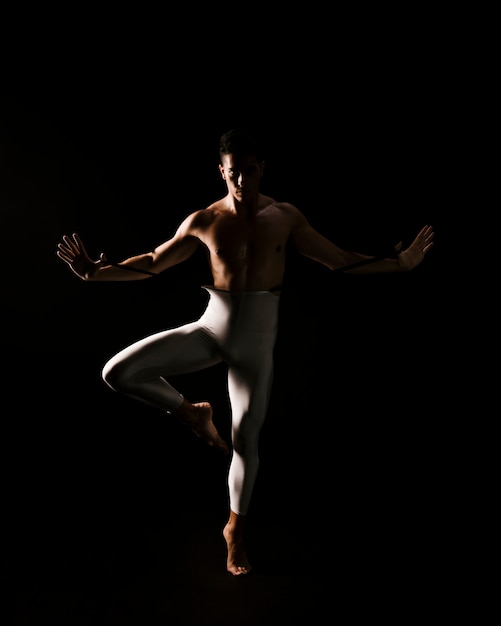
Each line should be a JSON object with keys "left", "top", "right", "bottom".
{"left": 178, "top": 200, "right": 227, "bottom": 233}
{"left": 269, "top": 199, "right": 308, "bottom": 225}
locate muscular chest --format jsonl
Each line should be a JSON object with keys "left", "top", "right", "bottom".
{"left": 209, "top": 218, "right": 284, "bottom": 264}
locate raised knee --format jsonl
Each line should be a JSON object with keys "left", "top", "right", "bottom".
{"left": 102, "top": 360, "right": 127, "bottom": 392}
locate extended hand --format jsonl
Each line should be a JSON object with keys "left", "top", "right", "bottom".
{"left": 396, "top": 225, "right": 434, "bottom": 271}
{"left": 56, "top": 233, "right": 104, "bottom": 279}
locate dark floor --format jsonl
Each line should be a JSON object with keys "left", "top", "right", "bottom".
{"left": 4, "top": 370, "right": 457, "bottom": 625}
{"left": 5, "top": 473, "right": 453, "bottom": 626}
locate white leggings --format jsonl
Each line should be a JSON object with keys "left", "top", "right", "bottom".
{"left": 102, "top": 287, "right": 281, "bottom": 515}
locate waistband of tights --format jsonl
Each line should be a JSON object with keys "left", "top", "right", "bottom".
{"left": 202, "top": 285, "right": 282, "bottom": 295}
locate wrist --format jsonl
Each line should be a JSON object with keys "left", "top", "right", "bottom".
{"left": 85, "top": 260, "right": 103, "bottom": 280}
{"left": 397, "top": 251, "right": 411, "bottom": 271}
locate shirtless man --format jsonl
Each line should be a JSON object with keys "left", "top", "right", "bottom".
{"left": 56, "top": 127, "right": 434, "bottom": 575}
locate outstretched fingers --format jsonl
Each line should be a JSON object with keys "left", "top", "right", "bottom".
{"left": 57, "top": 234, "right": 79, "bottom": 262}
{"left": 57, "top": 233, "right": 95, "bottom": 264}
{"left": 416, "top": 225, "right": 435, "bottom": 253}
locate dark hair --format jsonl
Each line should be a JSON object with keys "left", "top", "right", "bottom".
{"left": 218, "top": 128, "right": 265, "bottom": 162}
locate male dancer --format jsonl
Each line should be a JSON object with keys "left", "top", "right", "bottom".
{"left": 57, "top": 128, "right": 434, "bottom": 575}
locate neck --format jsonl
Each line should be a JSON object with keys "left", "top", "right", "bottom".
{"left": 226, "top": 192, "right": 260, "bottom": 216}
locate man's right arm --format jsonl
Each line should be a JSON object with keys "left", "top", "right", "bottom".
{"left": 57, "top": 213, "right": 202, "bottom": 282}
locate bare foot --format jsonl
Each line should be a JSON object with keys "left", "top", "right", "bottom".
{"left": 223, "top": 522, "right": 252, "bottom": 576}
{"left": 176, "top": 400, "right": 229, "bottom": 455}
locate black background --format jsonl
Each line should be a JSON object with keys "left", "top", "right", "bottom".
{"left": 1, "top": 8, "right": 466, "bottom": 624}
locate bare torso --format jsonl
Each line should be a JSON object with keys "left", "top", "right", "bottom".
{"left": 186, "top": 194, "right": 301, "bottom": 293}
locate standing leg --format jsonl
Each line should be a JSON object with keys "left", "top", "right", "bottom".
{"left": 223, "top": 334, "right": 276, "bottom": 575}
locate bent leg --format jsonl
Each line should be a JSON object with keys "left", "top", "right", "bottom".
{"left": 102, "top": 322, "right": 219, "bottom": 411}
{"left": 102, "top": 322, "right": 228, "bottom": 453}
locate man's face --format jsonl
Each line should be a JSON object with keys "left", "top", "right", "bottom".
{"left": 219, "top": 153, "right": 264, "bottom": 202}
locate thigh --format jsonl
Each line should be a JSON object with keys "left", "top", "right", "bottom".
{"left": 105, "top": 321, "right": 222, "bottom": 377}
{"left": 227, "top": 334, "right": 276, "bottom": 431}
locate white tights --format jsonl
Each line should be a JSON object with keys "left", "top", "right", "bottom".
{"left": 102, "top": 287, "right": 281, "bottom": 515}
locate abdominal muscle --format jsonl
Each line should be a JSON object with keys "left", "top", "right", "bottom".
{"left": 209, "top": 253, "right": 286, "bottom": 295}
{"left": 210, "top": 272, "right": 283, "bottom": 295}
